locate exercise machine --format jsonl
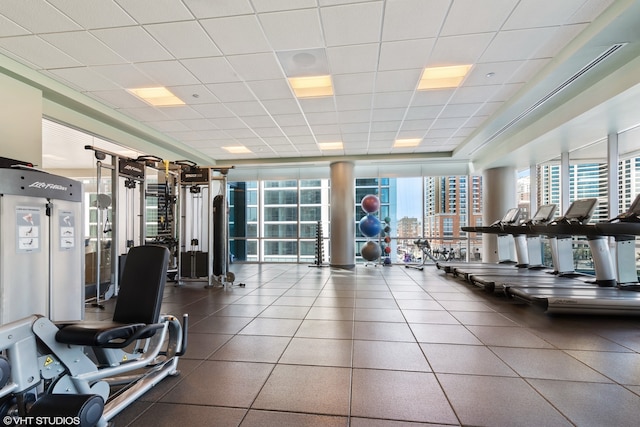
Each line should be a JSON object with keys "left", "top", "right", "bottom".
{"left": 0, "top": 162, "right": 83, "bottom": 323}
{"left": 405, "top": 239, "right": 438, "bottom": 270}
{"left": 176, "top": 163, "right": 238, "bottom": 288}
{"left": 0, "top": 245, "right": 188, "bottom": 426}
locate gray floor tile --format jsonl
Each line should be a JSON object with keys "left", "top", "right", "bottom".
{"left": 305, "top": 306, "right": 354, "bottom": 320}
{"left": 280, "top": 337, "right": 352, "bottom": 367}
{"left": 210, "top": 334, "right": 291, "bottom": 363}
{"left": 529, "top": 379, "right": 640, "bottom": 427}
{"left": 421, "top": 343, "right": 517, "bottom": 376}
{"left": 240, "top": 410, "right": 348, "bottom": 427}
{"left": 238, "top": 317, "right": 303, "bottom": 336}
{"left": 351, "top": 369, "right": 458, "bottom": 424}
{"left": 160, "top": 360, "right": 273, "bottom": 407}
{"left": 354, "top": 321, "right": 415, "bottom": 342}
{"left": 438, "top": 374, "right": 572, "bottom": 426}
{"left": 258, "top": 304, "right": 310, "bottom": 319}
{"left": 295, "top": 319, "right": 354, "bottom": 339}
{"left": 353, "top": 340, "right": 431, "bottom": 371}
{"left": 451, "top": 310, "right": 519, "bottom": 326}
{"left": 127, "top": 403, "right": 246, "bottom": 427}
{"left": 410, "top": 323, "right": 483, "bottom": 345}
{"left": 252, "top": 365, "right": 351, "bottom": 415}
{"left": 188, "top": 315, "right": 254, "bottom": 334}
{"left": 565, "top": 350, "right": 640, "bottom": 385}
{"left": 466, "top": 325, "right": 556, "bottom": 348}
{"left": 181, "top": 332, "right": 232, "bottom": 359}
{"left": 354, "top": 307, "right": 406, "bottom": 322}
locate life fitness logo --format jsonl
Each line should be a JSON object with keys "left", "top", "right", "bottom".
{"left": 28, "top": 182, "right": 68, "bottom": 191}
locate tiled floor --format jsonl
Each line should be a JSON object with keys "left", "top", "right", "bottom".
{"left": 90, "top": 263, "right": 640, "bottom": 426}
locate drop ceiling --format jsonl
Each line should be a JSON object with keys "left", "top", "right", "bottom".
{"left": 1, "top": 0, "right": 640, "bottom": 174}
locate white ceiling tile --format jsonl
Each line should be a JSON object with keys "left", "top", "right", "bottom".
{"left": 426, "top": 128, "right": 457, "bottom": 138}
{"left": 378, "top": 39, "right": 435, "bottom": 71}
{"left": 439, "top": 103, "right": 484, "bottom": 118}
{"left": 88, "top": 89, "right": 148, "bottom": 108}
{"left": 135, "top": 61, "right": 199, "bottom": 86}
{"left": 333, "top": 73, "right": 376, "bottom": 95}
{"left": 49, "top": 67, "right": 121, "bottom": 91}
{"left": 534, "top": 24, "right": 587, "bottom": 58}
{"left": 182, "top": 57, "right": 241, "bottom": 84}
{"left": 273, "top": 114, "right": 308, "bottom": 127}
{"left": 255, "top": 128, "right": 285, "bottom": 138}
{"left": 210, "top": 117, "right": 250, "bottom": 129}
{"left": 281, "top": 126, "right": 313, "bottom": 137}
{"left": 299, "top": 97, "right": 336, "bottom": 113}
{"left": 305, "top": 112, "right": 339, "bottom": 125}
{"left": 319, "top": 0, "right": 372, "bottom": 5}
{"left": 505, "top": 58, "right": 550, "bottom": 84}
{"left": 311, "top": 124, "right": 341, "bottom": 135}
{"left": 382, "top": 0, "right": 449, "bottom": 41}
{"left": 259, "top": 9, "right": 323, "bottom": 50}
{"left": 227, "top": 52, "right": 284, "bottom": 81}
{"left": 0, "top": 35, "right": 82, "bottom": 69}
{"left": 374, "top": 69, "right": 422, "bottom": 92}
{"left": 242, "top": 115, "right": 278, "bottom": 128}
{"left": 441, "top": 0, "right": 518, "bottom": 36}
{"left": 481, "top": 28, "right": 557, "bottom": 62}
{"left": 191, "top": 103, "right": 235, "bottom": 119}
{"left": 0, "top": 14, "right": 30, "bottom": 37}
{"left": 40, "top": 31, "right": 126, "bottom": 66}
{"left": 335, "top": 94, "right": 373, "bottom": 111}
{"left": 225, "top": 128, "right": 260, "bottom": 139}
{"left": 411, "top": 89, "right": 454, "bottom": 106}
{"left": 91, "top": 26, "right": 172, "bottom": 62}
{"left": 373, "top": 91, "right": 413, "bottom": 109}
{"left": 182, "top": 0, "right": 254, "bottom": 18}
{"left": 491, "top": 83, "right": 523, "bottom": 102}
{"left": 247, "top": 79, "right": 293, "bottom": 100}
{"left": 145, "top": 21, "right": 221, "bottom": 59}
{"left": 399, "top": 120, "right": 432, "bottom": 131}
{"left": 159, "top": 106, "right": 203, "bottom": 120}
{"left": 262, "top": 99, "right": 302, "bottom": 115}
{"left": 225, "top": 101, "right": 268, "bottom": 116}
{"left": 476, "top": 102, "right": 502, "bottom": 116}
{"left": 115, "top": 0, "right": 194, "bottom": 24}
{"left": 144, "top": 120, "right": 191, "bottom": 132}
{"left": 91, "top": 63, "right": 158, "bottom": 88}
{"left": 369, "top": 131, "right": 397, "bottom": 141}
{"left": 450, "top": 85, "right": 502, "bottom": 104}
{"left": 341, "top": 133, "right": 369, "bottom": 143}
{"left": 431, "top": 117, "right": 467, "bottom": 129}
{"left": 49, "top": 0, "right": 136, "bottom": 29}
{"left": 371, "top": 119, "right": 402, "bottom": 131}
{"left": 200, "top": 15, "right": 271, "bottom": 55}
{"left": 251, "top": 0, "right": 316, "bottom": 12}
{"left": 340, "top": 123, "right": 369, "bottom": 134}
{"left": 405, "top": 105, "right": 443, "bottom": 120}
{"left": 321, "top": 2, "right": 383, "bottom": 47}
{"left": 181, "top": 119, "right": 217, "bottom": 131}
{"left": 463, "top": 116, "right": 489, "bottom": 127}
{"left": 338, "top": 110, "right": 371, "bottom": 123}
{"left": 464, "top": 61, "right": 525, "bottom": 86}
{"left": 570, "top": 0, "right": 615, "bottom": 23}
{"left": 504, "top": 0, "right": 587, "bottom": 30}
{"left": 327, "top": 43, "right": 379, "bottom": 74}
{"left": 429, "top": 33, "right": 494, "bottom": 66}
{"left": 0, "top": 1, "right": 81, "bottom": 33}
{"left": 261, "top": 136, "right": 291, "bottom": 146}
{"left": 206, "top": 82, "right": 256, "bottom": 102}
{"left": 168, "top": 85, "right": 219, "bottom": 104}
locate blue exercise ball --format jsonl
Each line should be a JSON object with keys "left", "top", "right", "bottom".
{"left": 361, "top": 241, "right": 381, "bottom": 261}
{"left": 359, "top": 214, "right": 382, "bottom": 238}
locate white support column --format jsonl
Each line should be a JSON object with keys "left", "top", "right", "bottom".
{"left": 330, "top": 161, "right": 355, "bottom": 269}
{"left": 607, "top": 133, "right": 619, "bottom": 216}
{"left": 482, "top": 167, "right": 517, "bottom": 263}
{"left": 560, "top": 151, "right": 570, "bottom": 214}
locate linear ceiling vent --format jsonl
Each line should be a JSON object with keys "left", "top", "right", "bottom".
{"left": 475, "top": 43, "right": 627, "bottom": 152}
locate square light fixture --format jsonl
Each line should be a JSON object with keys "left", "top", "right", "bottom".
{"left": 127, "top": 87, "right": 185, "bottom": 106}
{"left": 222, "top": 146, "right": 252, "bottom": 154}
{"left": 393, "top": 138, "right": 422, "bottom": 148}
{"left": 288, "top": 75, "right": 334, "bottom": 98}
{"left": 318, "top": 141, "right": 343, "bottom": 150}
{"left": 417, "top": 65, "right": 473, "bottom": 90}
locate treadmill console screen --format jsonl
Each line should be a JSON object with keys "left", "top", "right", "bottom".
{"left": 531, "top": 204, "right": 557, "bottom": 223}
{"left": 619, "top": 193, "right": 640, "bottom": 219}
{"left": 564, "top": 198, "right": 597, "bottom": 222}
{"left": 501, "top": 208, "right": 521, "bottom": 224}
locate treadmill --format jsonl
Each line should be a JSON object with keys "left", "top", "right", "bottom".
{"left": 507, "top": 195, "right": 640, "bottom": 315}
{"left": 437, "top": 207, "right": 522, "bottom": 276}
{"left": 466, "top": 204, "right": 565, "bottom": 292}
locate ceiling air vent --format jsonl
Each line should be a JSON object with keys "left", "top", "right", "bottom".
{"left": 473, "top": 43, "right": 627, "bottom": 153}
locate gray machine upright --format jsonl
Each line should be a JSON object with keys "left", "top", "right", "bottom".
{"left": 0, "top": 167, "right": 84, "bottom": 323}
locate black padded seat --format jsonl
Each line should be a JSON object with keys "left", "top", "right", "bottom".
{"left": 56, "top": 245, "right": 169, "bottom": 348}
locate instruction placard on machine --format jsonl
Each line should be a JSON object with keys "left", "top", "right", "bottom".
{"left": 16, "top": 206, "right": 41, "bottom": 253}
{"left": 59, "top": 210, "right": 75, "bottom": 250}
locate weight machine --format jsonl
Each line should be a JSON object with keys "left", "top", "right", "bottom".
{"left": 176, "top": 163, "right": 239, "bottom": 288}
{"left": 84, "top": 146, "right": 179, "bottom": 306}
{"left": 405, "top": 239, "right": 438, "bottom": 270}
